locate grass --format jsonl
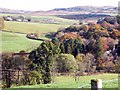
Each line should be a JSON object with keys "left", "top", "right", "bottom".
{"left": 1, "top": 32, "right": 41, "bottom": 52}
{"left": 2, "top": 73, "right": 118, "bottom": 89}
{"left": 4, "top": 21, "right": 68, "bottom": 34}
{"left": 31, "top": 15, "right": 78, "bottom": 25}
{"left": 0, "top": 13, "right": 78, "bottom": 25}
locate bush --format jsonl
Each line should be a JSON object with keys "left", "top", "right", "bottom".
{"left": 76, "top": 53, "right": 95, "bottom": 74}
{"left": 54, "top": 54, "right": 78, "bottom": 73}
{"left": 24, "top": 71, "right": 42, "bottom": 85}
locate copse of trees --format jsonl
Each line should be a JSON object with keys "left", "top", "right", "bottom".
{"left": 28, "top": 36, "right": 110, "bottom": 83}
{"left": 97, "top": 17, "right": 117, "bottom": 25}
{"left": 28, "top": 16, "right": 120, "bottom": 84}
{"left": 28, "top": 38, "right": 84, "bottom": 83}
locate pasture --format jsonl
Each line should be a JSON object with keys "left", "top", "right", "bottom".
{"left": 31, "top": 15, "right": 78, "bottom": 24}
{"left": 4, "top": 73, "right": 118, "bottom": 89}
{"left": 4, "top": 21, "right": 69, "bottom": 34}
{"left": 1, "top": 32, "right": 40, "bottom": 52}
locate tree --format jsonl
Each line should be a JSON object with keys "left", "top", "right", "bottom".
{"left": 54, "top": 54, "right": 78, "bottom": 73}
{"left": 116, "top": 15, "right": 120, "bottom": 24}
{"left": 0, "top": 16, "right": 4, "bottom": 30}
{"left": 76, "top": 53, "right": 95, "bottom": 75}
{"left": 60, "top": 43, "right": 65, "bottom": 53}
{"left": 63, "top": 38, "right": 84, "bottom": 56}
{"left": 72, "top": 39, "right": 84, "bottom": 56}
{"left": 95, "top": 38, "right": 104, "bottom": 58}
{"left": 29, "top": 41, "right": 61, "bottom": 84}
{"left": 86, "top": 39, "right": 96, "bottom": 54}
{"left": 116, "top": 40, "right": 120, "bottom": 56}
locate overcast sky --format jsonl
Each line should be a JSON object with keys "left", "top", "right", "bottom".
{"left": 0, "top": 0, "right": 119, "bottom": 11}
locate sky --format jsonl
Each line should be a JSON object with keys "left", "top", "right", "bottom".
{"left": 0, "top": 0, "right": 119, "bottom": 11}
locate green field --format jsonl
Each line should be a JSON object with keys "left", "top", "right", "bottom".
{"left": 5, "top": 73, "right": 118, "bottom": 89}
{"left": 1, "top": 32, "right": 41, "bottom": 52}
{"left": 31, "top": 15, "right": 78, "bottom": 25}
{"left": 0, "top": 14, "right": 78, "bottom": 25}
{"left": 4, "top": 21, "right": 68, "bottom": 34}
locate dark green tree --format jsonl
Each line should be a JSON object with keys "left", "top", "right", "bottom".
{"left": 116, "top": 40, "right": 120, "bottom": 56}
{"left": 116, "top": 15, "right": 120, "bottom": 24}
{"left": 29, "top": 41, "right": 61, "bottom": 84}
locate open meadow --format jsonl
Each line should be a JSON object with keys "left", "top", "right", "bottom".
{"left": 1, "top": 32, "right": 40, "bottom": 52}
{"left": 4, "top": 21, "right": 68, "bottom": 34}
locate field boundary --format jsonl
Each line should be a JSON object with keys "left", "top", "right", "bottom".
{"left": 0, "top": 30, "right": 26, "bottom": 34}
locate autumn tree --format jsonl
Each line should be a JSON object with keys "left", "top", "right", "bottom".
{"left": 95, "top": 38, "right": 105, "bottom": 58}
{"left": 0, "top": 16, "right": 4, "bottom": 30}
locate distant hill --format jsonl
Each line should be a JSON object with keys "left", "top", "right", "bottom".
{"left": 31, "top": 6, "right": 117, "bottom": 15}
{"left": 0, "top": 8, "right": 31, "bottom": 14}
{"left": 0, "top": 6, "right": 117, "bottom": 15}
{"left": 52, "top": 6, "right": 117, "bottom": 12}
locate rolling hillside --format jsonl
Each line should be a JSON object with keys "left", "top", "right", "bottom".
{"left": 0, "top": 6, "right": 117, "bottom": 15}
{"left": 1, "top": 19, "right": 70, "bottom": 52}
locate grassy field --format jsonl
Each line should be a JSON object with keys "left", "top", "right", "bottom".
{"left": 1, "top": 32, "right": 41, "bottom": 52}
{"left": 0, "top": 13, "right": 78, "bottom": 25}
{"left": 31, "top": 15, "right": 78, "bottom": 25}
{"left": 4, "top": 73, "right": 118, "bottom": 89}
{"left": 4, "top": 21, "right": 68, "bottom": 34}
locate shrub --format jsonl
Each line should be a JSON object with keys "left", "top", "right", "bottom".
{"left": 54, "top": 54, "right": 78, "bottom": 73}
{"left": 76, "top": 53, "right": 95, "bottom": 73}
{"left": 24, "top": 71, "right": 42, "bottom": 85}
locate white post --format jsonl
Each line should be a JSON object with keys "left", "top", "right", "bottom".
{"left": 91, "top": 79, "right": 102, "bottom": 90}
{"left": 97, "top": 79, "right": 102, "bottom": 90}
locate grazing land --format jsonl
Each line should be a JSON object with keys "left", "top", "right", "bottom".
{"left": 5, "top": 73, "right": 118, "bottom": 89}
{"left": 31, "top": 15, "right": 78, "bottom": 24}
{"left": 4, "top": 21, "right": 69, "bottom": 34}
{"left": 1, "top": 32, "right": 40, "bottom": 52}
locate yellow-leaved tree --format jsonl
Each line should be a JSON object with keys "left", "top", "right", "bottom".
{"left": 0, "top": 16, "right": 4, "bottom": 30}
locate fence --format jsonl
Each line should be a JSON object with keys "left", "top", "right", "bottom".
{"left": 0, "top": 69, "right": 29, "bottom": 88}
